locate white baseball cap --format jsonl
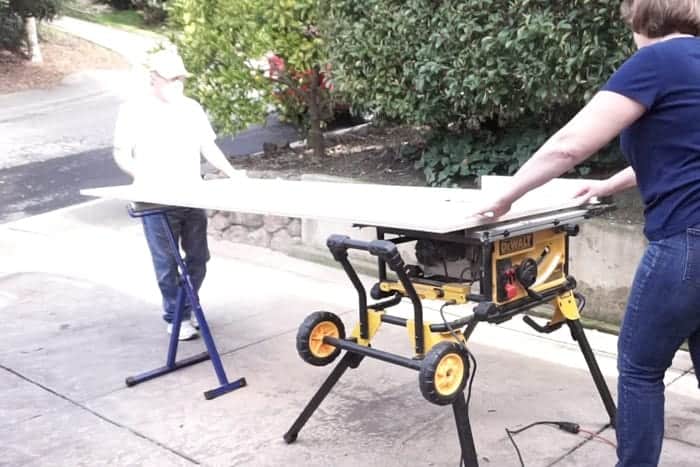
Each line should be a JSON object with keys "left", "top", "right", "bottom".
{"left": 147, "top": 50, "right": 190, "bottom": 80}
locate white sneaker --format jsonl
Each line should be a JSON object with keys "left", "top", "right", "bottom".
{"left": 190, "top": 314, "right": 200, "bottom": 330}
{"left": 167, "top": 321, "right": 199, "bottom": 341}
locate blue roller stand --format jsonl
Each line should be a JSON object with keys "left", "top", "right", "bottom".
{"left": 124, "top": 203, "right": 246, "bottom": 400}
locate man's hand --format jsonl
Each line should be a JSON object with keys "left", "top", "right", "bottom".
{"left": 201, "top": 140, "right": 248, "bottom": 180}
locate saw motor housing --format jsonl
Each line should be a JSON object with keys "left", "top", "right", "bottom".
{"left": 396, "top": 223, "right": 577, "bottom": 309}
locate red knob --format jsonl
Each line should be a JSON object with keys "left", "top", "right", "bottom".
{"left": 505, "top": 282, "right": 518, "bottom": 300}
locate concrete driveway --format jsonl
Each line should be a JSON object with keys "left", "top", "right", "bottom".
{"left": 1, "top": 200, "right": 697, "bottom": 466}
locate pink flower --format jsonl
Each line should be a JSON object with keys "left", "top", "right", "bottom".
{"left": 267, "top": 54, "right": 286, "bottom": 79}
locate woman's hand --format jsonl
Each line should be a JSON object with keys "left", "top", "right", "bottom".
{"left": 574, "top": 167, "right": 637, "bottom": 203}
{"left": 573, "top": 179, "right": 612, "bottom": 204}
{"left": 470, "top": 195, "right": 514, "bottom": 219}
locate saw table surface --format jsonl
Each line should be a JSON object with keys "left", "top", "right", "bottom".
{"left": 80, "top": 176, "right": 597, "bottom": 234}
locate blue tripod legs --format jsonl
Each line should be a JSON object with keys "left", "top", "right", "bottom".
{"left": 204, "top": 378, "right": 248, "bottom": 400}
{"left": 124, "top": 205, "right": 246, "bottom": 400}
{"left": 191, "top": 298, "right": 247, "bottom": 399}
{"left": 125, "top": 287, "right": 215, "bottom": 388}
{"left": 126, "top": 352, "right": 211, "bottom": 387}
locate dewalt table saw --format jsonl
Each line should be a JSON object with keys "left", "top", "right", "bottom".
{"left": 82, "top": 176, "right": 616, "bottom": 466}
{"left": 281, "top": 205, "right": 616, "bottom": 466}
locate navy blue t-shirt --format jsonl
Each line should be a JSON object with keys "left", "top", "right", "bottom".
{"left": 602, "top": 37, "right": 700, "bottom": 240}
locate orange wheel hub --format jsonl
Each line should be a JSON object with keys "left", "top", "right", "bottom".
{"left": 434, "top": 353, "right": 465, "bottom": 396}
{"left": 309, "top": 321, "right": 340, "bottom": 358}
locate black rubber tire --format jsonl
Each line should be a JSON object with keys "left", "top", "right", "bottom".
{"left": 419, "top": 341, "right": 469, "bottom": 406}
{"left": 296, "top": 311, "right": 345, "bottom": 366}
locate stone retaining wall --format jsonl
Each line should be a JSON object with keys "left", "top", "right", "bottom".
{"left": 207, "top": 210, "right": 302, "bottom": 251}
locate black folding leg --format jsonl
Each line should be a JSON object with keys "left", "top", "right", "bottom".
{"left": 284, "top": 352, "right": 364, "bottom": 443}
{"left": 453, "top": 392, "right": 479, "bottom": 467}
{"left": 567, "top": 319, "right": 617, "bottom": 426}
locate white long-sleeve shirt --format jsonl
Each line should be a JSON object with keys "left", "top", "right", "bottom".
{"left": 112, "top": 95, "right": 218, "bottom": 186}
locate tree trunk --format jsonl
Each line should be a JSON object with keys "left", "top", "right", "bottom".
{"left": 307, "top": 67, "right": 325, "bottom": 159}
{"left": 25, "top": 17, "right": 42, "bottom": 63}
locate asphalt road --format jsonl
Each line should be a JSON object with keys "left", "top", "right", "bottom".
{"left": 0, "top": 71, "right": 126, "bottom": 171}
{"left": 0, "top": 148, "right": 130, "bottom": 223}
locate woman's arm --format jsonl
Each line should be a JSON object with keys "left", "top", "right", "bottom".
{"left": 475, "top": 91, "right": 646, "bottom": 217}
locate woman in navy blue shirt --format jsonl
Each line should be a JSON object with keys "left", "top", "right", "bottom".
{"left": 477, "top": 1, "right": 700, "bottom": 466}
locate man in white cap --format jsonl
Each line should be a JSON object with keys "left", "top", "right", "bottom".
{"left": 112, "top": 49, "right": 243, "bottom": 340}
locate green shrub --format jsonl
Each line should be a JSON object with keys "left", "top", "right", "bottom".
{"left": 130, "top": 0, "right": 167, "bottom": 25}
{"left": 9, "top": 0, "right": 63, "bottom": 19}
{"left": 169, "top": 0, "right": 329, "bottom": 153}
{"left": 261, "top": 0, "right": 331, "bottom": 156}
{"left": 167, "top": 0, "right": 271, "bottom": 134}
{"left": 416, "top": 129, "right": 624, "bottom": 187}
{"left": 104, "top": 0, "right": 134, "bottom": 11}
{"left": 0, "top": 0, "right": 24, "bottom": 53}
{"left": 324, "top": 0, "right": 632, "bottom": 183}
{"left": 142, "top": 0, "right": 166, "bottom": 25}
{"left": 3, "top": 0, "right": 63, "bottom": 55}
{"left": 325, "top": 0, "right": 631, "bottom": 130}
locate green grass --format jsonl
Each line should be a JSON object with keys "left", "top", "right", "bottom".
{"left": 64, "top": 3, "right": 172, "bottom": 36}
{"left": 94, "top": 9, "right": 146, "bottom": 29}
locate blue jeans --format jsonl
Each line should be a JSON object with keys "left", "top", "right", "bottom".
{"left": 142, "top": 208, "right": 210, "bottom": 323}
{"left": 616, "top": 228, "right": 700, "bottom": 467}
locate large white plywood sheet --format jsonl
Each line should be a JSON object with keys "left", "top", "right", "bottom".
{"left": 80, "top": 177, "right": 595, "bottom": 234}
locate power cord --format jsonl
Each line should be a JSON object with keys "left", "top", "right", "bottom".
{"left": 439, "top": 294, "right": 613, "bottom": 467}
{"left": 439, "top": 301, "right": 477, "bottom": 408}
{"left": 438, "top": 301, "right": 615, "bottom": 467}
{"left": 505, "top": 421, "right": 616, "bottom": 466}
{"left": 501, "top": 292, "right": 615, "bottom": 466}
{"left": 438, "top": 301, "right": 478, "bottom": 467}
{"left": 578, "top": 427, "right": 617, "bottom": 449}
{"left": 506, "top": 421, "right": 580, "bottom": 467}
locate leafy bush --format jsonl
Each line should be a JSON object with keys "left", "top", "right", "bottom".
{"left": 267, "top": 53, "right": 334, "bottom": 134}
{"left": 2, "top": 0, "right": 62, "bottom": 56}
{"left": 0, "top": 0, "right": 24, "bottom": 53}
{"left": 414, "top": 130, "right": 543, "bottom": 186}
{"left": 414, "top": 129, "right": 624, "bottom": 187}
{"left": 169, "top": 0, "right": 332, "bottom": 156}
{"left": 104, "top": 0, "right": 134, "bottom": 11}
{"left": 263, "top": 0, "right": 331, "bottom": 156}
{"left": 324, "top": 0, "right": 632, "bottom": 183}
{"left": 325, "top": 0, "right": 631, "bottom": 130}
{"left": 9, "top": 0, "right": 63, "bottom": 19}
{"left": 129, "top": 0, "right": 167, "bottom": 24}
{"left": 142, "top": 0, "right": 166, "bottom": 25}
{"left": 167, "top": 0, "right": 270, "bottom": 135}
